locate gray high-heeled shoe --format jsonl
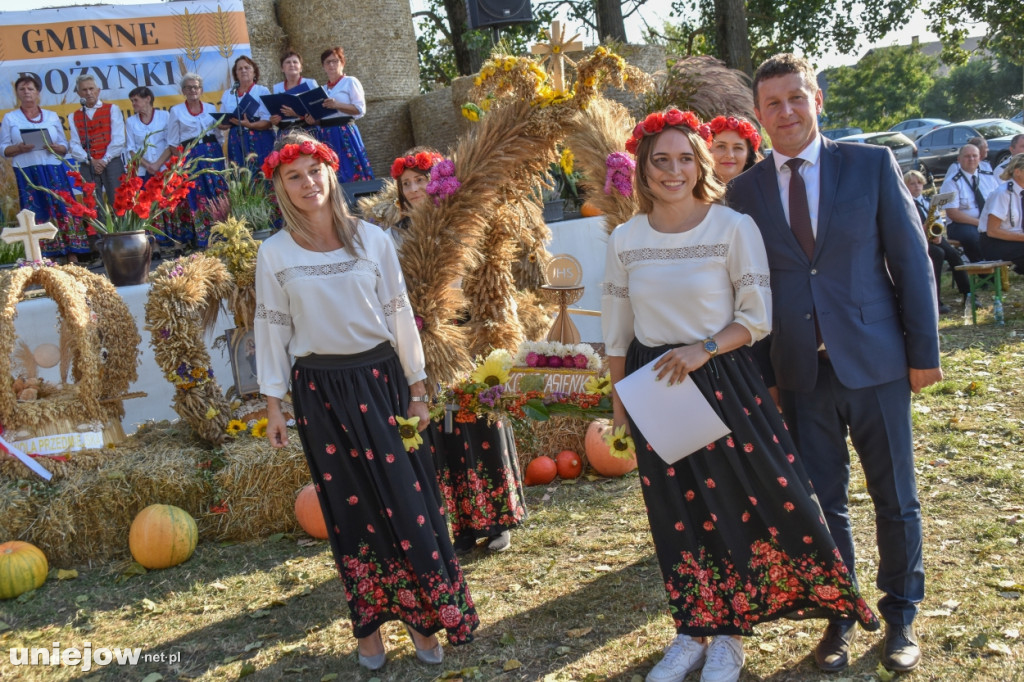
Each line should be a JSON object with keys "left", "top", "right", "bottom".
{"left": 357, "top": 632, "right": 386, "bottom": 671}
{"left": 404, "top": 625, "right": 444, "bottom": 664}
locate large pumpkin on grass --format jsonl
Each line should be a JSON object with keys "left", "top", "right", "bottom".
{"left": 585, "top": 420, "right": 637, "bottom": 477}
{"left": 129, "top": 504, "right": 198, "bottom": 569}
{"left": 524, "top": 456, "right": 557, "bottom": 486}
{"left": 0, "top": 541, "right": 48, "bottom": 599}
{"left": 555, "top": 450, "right": 583, "bottom": 479}
{"left": 295, "top": 484, "right": 329, "bottom": 539}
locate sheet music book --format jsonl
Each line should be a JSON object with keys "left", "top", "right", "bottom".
{"left": 19, "top": 128, "right": 53, "bottom": 150}
{"left": 296, "top": 86, "right": 334, "bottom": 121}
{"left": 229, "top": 93, "right": 260, "bottom": 120}
{"left": 260, "top": 92, "right": 303, "bottom": 119}
{"left": 613, "top": 352, "right": 732, "bottom": 464}
{"left": 929, "top": 191, "right": 955, "bottom": 210}
{"left": 284, "top": 81, "right": 312, "bottom": 95}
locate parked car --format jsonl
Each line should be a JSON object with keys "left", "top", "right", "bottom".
{"left": 1012, "top": 112, "right": 1023, "bottom": 125}
{"left": 835, "top": 131, "right": 918, "bottom": 173}
{"left": 888, "top": 118, "right": 949, "bottom": 141}
{"left": 915, "top": 118, "right": 1024, "bottom": 179}
{"left": 822, "top": 126, "right": 863, "bottom": 140}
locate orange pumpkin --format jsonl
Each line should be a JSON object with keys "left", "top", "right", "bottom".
{"left": 580, "top": 201, "right": 603, "bottom": 217}
{"left": 0, "top": 541, "right": 48, "bottom": 600}
{"left": 295, "top": 484, "right": 329, "bottom": 539}
{"left": 584, "top": 420, "right": 637, "bottom": 477}
{"left": 555, "top": 450, "right": 583, "bottom": 479}
{"left": 129, "top": 504, "right": 198, "bottom": 569}
{"left": 524, "top": 456, "right": 558, "bottom": 486}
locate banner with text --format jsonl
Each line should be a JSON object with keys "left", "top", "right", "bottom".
{"left": 0, "top": 0, "right": 250, "bottom": 124}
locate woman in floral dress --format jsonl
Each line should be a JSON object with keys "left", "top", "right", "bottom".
{"left": 601, "top": 110, "right": 879, "bottom": 682}
{"left": 391, "top": 148, "right": 528, "bottom": 553}
{"left": 256, "top": 132, "right": 477, "bottom": 672}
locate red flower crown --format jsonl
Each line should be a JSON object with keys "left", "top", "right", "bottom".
{"left": 625, "top": 109, "right": 713, "bottom": 156}
{"left": 390, "top": 151, "right": 444, "bottom": 179}
{"left": 708, "top": 115, "right": 762, "bottom": 152}
{"left": 262, "top": 140, "right": 340, "bottom": 179}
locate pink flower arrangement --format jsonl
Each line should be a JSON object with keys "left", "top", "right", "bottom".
{"left": 605, "top": 152, "right": 635, "bottom": 196}
{"left": 425, "top": 159, "right": 461, "bottom": 204}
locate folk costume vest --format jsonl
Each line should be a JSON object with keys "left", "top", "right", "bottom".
{"left": 73, "top": 103, "right": 113, "bottom": 160}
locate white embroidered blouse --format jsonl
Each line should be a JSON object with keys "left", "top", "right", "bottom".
{"left": 601, "top": 203, "right": 772, "bottom": 357}
{"left": 254, "top": 221, "right": 427, "bottom": 399}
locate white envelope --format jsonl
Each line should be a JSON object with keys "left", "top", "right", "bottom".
{"left": 614, "top": 352, "right": 732, "bottom": 464}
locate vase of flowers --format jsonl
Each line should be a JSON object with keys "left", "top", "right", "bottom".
{"left": 25, "top": 132, "right": 211, "bottom": 286}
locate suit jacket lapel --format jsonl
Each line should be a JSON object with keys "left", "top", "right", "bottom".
{"left": 815, "top": 138, "right": 841, "bottom": 258}
{"left": 755, "top": 159, "right": 809, "bottom": 263}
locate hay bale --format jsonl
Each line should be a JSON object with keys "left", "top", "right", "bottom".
{"left": 358, "top": 98, "right": 415, "bottom": 180}
{"left": 243, "top": 0, "right": 287, "bottom": 86}
{"left": 206, "top": 437, "right": 309, "bottom": 541}
{"left": 0, "top": 481, "right": 38, "bottom": 541}
{"left": 409, "top": 87, "right": 460, "bottom": 155}
{"left": 512, "top": 415, "right": 588, "bottom": 471}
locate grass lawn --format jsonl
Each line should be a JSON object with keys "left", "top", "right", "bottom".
{"left": 2, "top": 272, "right": 1024, "bottom": 681}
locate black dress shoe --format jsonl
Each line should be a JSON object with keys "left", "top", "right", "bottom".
{"left": 815, "top": 620, "right": 858, "bottom": 672}
{"left": 882, "top": 623, "right": 920, "bottom": 672}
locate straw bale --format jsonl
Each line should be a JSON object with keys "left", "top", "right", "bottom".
{"left": 0, "top": 481, "right": 39, "bottom": 541}
{"left": 243, "top": 0, "right": 287, "bottom": 86}
{"left": 358, "top": 98, "right": 415, "bottom": 183}
{"left": 409, "top": 87, "right": 460, "bottom": 155}
{"left": 513, "top": 416, "right": 588, "bottom": 471}
{"left": 205, "top": 437, "right": 309, "bottom": 541}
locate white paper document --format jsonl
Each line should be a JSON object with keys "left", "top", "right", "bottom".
{"left": 614, "top": 352, "right": 732, "bottom": 464}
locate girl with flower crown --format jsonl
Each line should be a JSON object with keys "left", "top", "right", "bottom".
{"left": 255, "top": 131, "right": 478, "bottom": 673}
{"left": 708, "top": 115, "right": 763, "bottom": 184}
{"left": 603, "top": 109, "right": 878, "bottom": 682}
{"left": 390, "top": 148, "right": 528, "bottom": 553}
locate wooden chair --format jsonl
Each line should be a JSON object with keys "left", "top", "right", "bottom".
{"left": 955, "top": 261, "right": 1013, "bottom": 325}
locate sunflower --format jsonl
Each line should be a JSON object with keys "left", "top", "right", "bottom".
{"left": 585, "top": 373, "right": 612, "bottom": 396}
{"left": 604, "top": 424, "right": 636, "bottom": 460}
{"left": 470, "top": 350, "right": 512, "bottom": 387}
{"left": 251, "top": 417, "right": 269, "bottom": 438}
{"left": 226, "top": 419, "right": 247, "bottom": 436}
{"left": 396, "top": 415, "right": 423, "bottom": 452}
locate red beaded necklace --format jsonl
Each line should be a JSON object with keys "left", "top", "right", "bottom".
{"left": 20, "top": 107, "right": 43, "bottom": 124}
{"left": 186, "top": 100, "right": 204, "bottom": 116}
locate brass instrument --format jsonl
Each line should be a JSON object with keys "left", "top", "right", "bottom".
{"left": 923, "top": 191, "right": 955, "bottom": 239}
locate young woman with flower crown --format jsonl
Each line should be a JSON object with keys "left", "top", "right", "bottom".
{"left": 255, "top": 132, "right": 478, "bottom": 672}
{"left": 708, "top": 115, "right": 762, "bottom": 184}
{"left": 602, "top": 109, "right": 879, "bottom": 682}
{"left": 390, "top": 148, "right": 528, "bottom": 554}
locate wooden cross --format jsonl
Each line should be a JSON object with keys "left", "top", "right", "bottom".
{"left": 530, "top": 20, "right": 584, "bottom": 93}
{"left": 2, "top": 209, "right": 58, "bottom": 263}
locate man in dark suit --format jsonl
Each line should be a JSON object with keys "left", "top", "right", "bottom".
{"left": 728, "top": 53, "right": 942, "bottom": 674}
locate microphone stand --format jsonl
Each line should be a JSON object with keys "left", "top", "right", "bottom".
{"left": 78, "top": 98, "right": 93, "bottom": 176}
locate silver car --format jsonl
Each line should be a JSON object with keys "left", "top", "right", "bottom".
{"left": 835, "top": 131, "right": 919, "bottom": 173}
{"left": 889, "top": 118, "right": 949, "bottom": 141}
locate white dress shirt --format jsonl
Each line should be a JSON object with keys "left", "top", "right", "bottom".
{"left": 68, "top": 99, "right": 126, "bottom": 164}
{"left": 981, "top": 180, "right": 1024, "bottom": 236}
{"left": 939, "top": 167, "right": 1000, "bottom": 221}
{"left": 770, "top": 134, "right": 823, "bottom": 237}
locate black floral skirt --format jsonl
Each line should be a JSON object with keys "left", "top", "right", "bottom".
{"left": 626, "top": 339, "right": 880, "bottom": 636}
{"left": 434, "top": 417, "right": 527, "bottom": 541}
{"left": 291, "top": 343, "right": 479, "bottom": 644}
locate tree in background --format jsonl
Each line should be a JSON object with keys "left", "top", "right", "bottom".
{"left": 823, "top": 45, "right": 939, "bottom": 130}
{"left": 661, "top": 0, "right": 916, "bottom": 74}
{"left": 921, "top": 58, "right": 1023, "bottom": 121}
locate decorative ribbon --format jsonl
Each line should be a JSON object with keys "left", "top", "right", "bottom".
{"left": 0, "top": 425, "right": 53, "bottom": 481}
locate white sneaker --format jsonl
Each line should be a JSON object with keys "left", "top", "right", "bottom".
{"left": 646, "top": 634, "right": 707, "bottom": 682}
{"left": 700, "top": 636, "right": 744, "bottom": 682}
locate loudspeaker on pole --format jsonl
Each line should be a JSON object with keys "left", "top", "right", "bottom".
{"left": 465, "top": 0, "right": 533, "bottom": 30}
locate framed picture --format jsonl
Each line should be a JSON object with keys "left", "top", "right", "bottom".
{"left": 225, "top": 327, "right": 260, "bottom": 397}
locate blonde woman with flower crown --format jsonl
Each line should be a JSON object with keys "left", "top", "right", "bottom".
{"left": 255, "top": 131, "right": 478, "bottom": 673}
{"left": 390, "top": 148, "right": 528, "bottom": 554}
{"left": 602, "top": 110, "right": 879, "bottom": 682}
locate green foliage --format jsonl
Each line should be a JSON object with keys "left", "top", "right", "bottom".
{"left": 921, "top": 58, "right": 1024, "bottom": 121}
{"left": 824, "top": 45, "right": 940, "bottom": 130}
{"left": 0, "top": 240, "right": 25, "bottom": 265}
{"left": 666, "top": 0, "right": 916, "bottom": 66}
{"left": 928, "top": 0, "right": 1024, "bottom": 68}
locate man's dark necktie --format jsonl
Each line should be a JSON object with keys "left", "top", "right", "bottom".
{"left": 971, "top": 175, "right": 985, "bottom": 211}
{"left": 785, "top": 158, "right": 815, "bottom": 259}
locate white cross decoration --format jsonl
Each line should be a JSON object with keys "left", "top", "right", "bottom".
{"left": 530, "top": 20, "right": 584, "bottom": 93}
{"left": 2, "top": 209, "right": 58, "bottom": 263}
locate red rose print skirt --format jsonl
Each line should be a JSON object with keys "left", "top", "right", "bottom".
{"left": 291, "top": 344, "right": 478, "bottom": 644}
{"left": 626, "top": 339, "right": 880, "bottom": 636}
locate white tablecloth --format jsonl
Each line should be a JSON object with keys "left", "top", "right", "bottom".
{"left": 13, "top": 283, "right": 234, "bottom": 434}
